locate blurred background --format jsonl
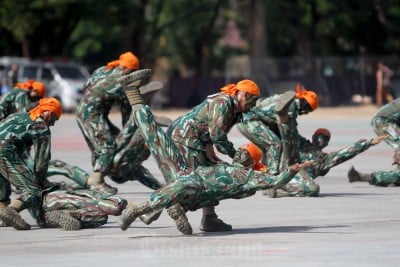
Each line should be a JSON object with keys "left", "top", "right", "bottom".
{"left": 1, "top": 0, "right": 400, "bottom": 110}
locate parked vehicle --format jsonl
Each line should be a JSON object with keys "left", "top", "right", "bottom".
{"left": 17, "top": 61, "right": 90, "bottom": 112}
{"left": 0, "top": 57, "right": 90, "bottom": 112}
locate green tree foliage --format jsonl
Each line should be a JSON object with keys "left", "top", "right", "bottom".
{"left": 1, "top": 0, "right": 400, "bottom": 74}
{"left": 266, "top": 0, "right": 400, "bottom": 56}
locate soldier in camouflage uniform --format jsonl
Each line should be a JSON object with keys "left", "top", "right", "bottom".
{"left": 115, "top": 72, "right": 312, "bottom": 234}
{"left": 43, "top": 130, "right": 162, "bottom": 230}
{"left": 348, "top": 165, "right": 400, "bottom": 186}
{"left": 237, "top": 84, "right": 319, "bottom": 176}
{"left": 40, "top": 189, "right": 128, "bottom": 230}
{"left": 165, "top": 79, "right": 261, "bottom": 232}
{"left": 45, "top": 116, "right": 164, "bottom": 225}
{"left": 0, "top": 79, "right": 45, "bottom": 120}
{"left": 76, "top": 51, "right": 140, "bottom": 194}
{"left": 265, "top": 128, "right": 387, "bottom": 197}
{"left": 0, "top": 81, "right": 90, "bottom": 194}
{"left": 348, "top": 97, "right": 400, "bottom": 186}
{"left": 0, "top": 80, "right": 90, "bottom": 191}
{"left": 76, "top": 52, "right": 168, "bottom": 195}
{"left": 0, "top": 98, "right": 77, "bottom": 230}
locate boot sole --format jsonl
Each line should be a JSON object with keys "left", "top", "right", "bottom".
{"left": 45, "top": 211, "right": 81, "bottom": 231}
{"left": 276, "top": 91, "right": 296, "bottom": 113}
{"left": 139, "top": 81, "right": 163, "bottom": 95}
{"left": 0, "top": 207, "right": 31, "bottom": 230}
{"left": 167, "top": 204, "right": 193, "bottom": 235}
{"left": 139, "top": 81, "right": 164, "bottom": 106}
{"left": 117, "top": 69, "right": 152, "bottom": 85}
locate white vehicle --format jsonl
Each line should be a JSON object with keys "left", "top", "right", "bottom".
{"left": 18, "top": 61, "right": 90, "bottom": 112}
{"left": 1, "top": 57, "right": 90, "bottom": 112}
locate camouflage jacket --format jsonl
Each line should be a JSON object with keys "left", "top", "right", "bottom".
{"left": 243, "top": 94, "right": 300, "bottom": 136}
{"left": 76, "top": 66, "right": 131, "bottom": 126}
{"left": 167, "top": 93, "right": 242, "bottom": 157}
{"left": 0, "top": 112, "right": 52, "bottom": 180}
{"left": 373, "top": 97, "right": 400, "bottom": 123}
{"left": 0, "top": 88, "right": 32, "bottom": 120}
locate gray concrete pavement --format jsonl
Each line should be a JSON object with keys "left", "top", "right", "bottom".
{"left": 1, "top": 105, "right": 400, "bottom": 267}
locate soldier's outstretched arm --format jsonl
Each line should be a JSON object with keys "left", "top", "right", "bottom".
{"left": 317, "top": 134, "right": 389, "bottom": 175}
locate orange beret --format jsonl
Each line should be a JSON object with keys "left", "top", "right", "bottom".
{"left": 106, "top": 51, "right": 139, "bottom": 70}
{"left": 241, "top": 143, "right": 266, "bottom": 171}
{"left": 220, "top": 79, "right": 260, "bottom": 97}
{"left": 29, "top": 97, "right": 62, "bottom": 121}
{"left": 31, "top": 81, "right": 46, "bottom": 98}
{"left": 295, "top": 83, "right": 319, "bottom": 110}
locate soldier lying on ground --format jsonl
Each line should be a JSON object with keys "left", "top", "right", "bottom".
{"left": 264, "top": 128, "right": 387, "bottom": 197}
{"left": 348, "top": 97, "right": 400, "bottom": 187}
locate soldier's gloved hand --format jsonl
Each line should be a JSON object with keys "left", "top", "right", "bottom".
{"left": 205, "top": 143, "right": 222, "bottom": 164}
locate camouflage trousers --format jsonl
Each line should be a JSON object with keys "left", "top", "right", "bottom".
{"left": 47, "top": 159, "right": 89, "bottom": 189}
{"left": 47, "top": 157, "right": 162, "bottom": 191}
{"left": 0, "top": 148, "right": 43, "bottom": 214}
{"left": 369, "top": 167, "right": 400, "bottom": 186}
{"left": 280, "top": 169, "right": 320, "bottom": 197}
{"left": 76, "top": 116, "right": 119, "bottom": 173}
{"left": 43, "top": 189, "right": 127, "bottom": 228}
{"left": 133, "top": 106, "right": 295, "bottom": 211}
{"left": 372, "top": 116, "right": 400, "bottom": 164}
{"left": 77, "top": 112, "right": 162, "bottom": 190}
{"left": 109, "top": 114, "right": 162, "bottom": 189}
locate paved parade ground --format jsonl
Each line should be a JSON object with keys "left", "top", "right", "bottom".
{"left": 1, "top": 105, "right": 399, "bottom": 267}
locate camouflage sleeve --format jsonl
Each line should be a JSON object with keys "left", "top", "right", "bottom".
{"left": 246, "top": 106, "right": 276, "bottom": 125}
{"left": 207, "top": 100, "right": 236, "bottom": 158}
{"left": 0, "top": 93, "right": 12, "bottom": 120}
{"left": 114, "top": 113, "right": 136, "bottom": 153}
{"left": 0, "top": 107, "right": 5, "bottom": 120}
{"left": 119, "top": 95, "right": 132, "bottom": 126}
{"left": 30, "top": 124, "right": 52, "bottom": 179}
{"left": 14, "top": 92, "right": 30, "bottom": 113}
{"left": 317, "top": 139, "right": 373, "bottom": 174}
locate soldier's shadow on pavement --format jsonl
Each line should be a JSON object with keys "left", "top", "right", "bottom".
{"left": 198, "top": 224, "right": 349, "bottom": 236}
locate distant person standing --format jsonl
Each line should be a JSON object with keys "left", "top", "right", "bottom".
{"left": 376, "top": 61, "right": 394, "bottom": 107}
{"left": 6, "top": 63, "right": 19, "bottom": 90}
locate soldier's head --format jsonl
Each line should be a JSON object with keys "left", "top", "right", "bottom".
{"left": 29, "top": 97, "right": 62, "bottom": 126}
{"left": 106, "top": 51, "right": 139, "bottom": 74}
{"left": 221, "top": 79, "right": 260, "bottom": 113}
{"left": 233, "top": 143, "right": 266, "bottom": 171}
{"left": 29, "top": 81, "right": 46, "bottom": 100}
{"left": 295, "top": 83, "right": 319, "bottom": 115}
{"left": 14, "top": 79, "right": 45, "bottom": 101}
{"left": 312, "top": 128, "right": 331, "bottom": 149}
